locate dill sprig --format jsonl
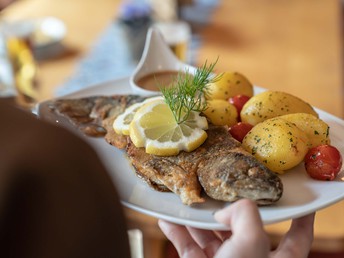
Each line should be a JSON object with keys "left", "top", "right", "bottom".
{"left": 160, "top": 59, "right": 220, "bottom": 124}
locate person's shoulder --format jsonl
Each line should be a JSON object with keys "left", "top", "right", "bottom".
{"left": 0, "top": 100, "right": 92, "bottom": 154}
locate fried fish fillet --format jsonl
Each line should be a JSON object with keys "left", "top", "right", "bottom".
{"left": 126, "top": 126, "right": 283, "bottom": 205}
{"left": 46, "top": 95, "right": 283, "bottom": 205}
{"left": 47, "top": 95, "right": 146, "bottom": 148}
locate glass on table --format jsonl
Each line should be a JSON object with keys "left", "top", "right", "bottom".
{"left": 153, "top": 21, "right": 191, "bottom": 63}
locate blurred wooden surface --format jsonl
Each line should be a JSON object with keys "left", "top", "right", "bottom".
{"left": 197, "top": 0, "right": 344, "bottom": 119}
{"left": 3, "top": 0, "right": 344, "bottom": 256}
{"left": 1, "top": 0, "right": 122, "bottom": 101}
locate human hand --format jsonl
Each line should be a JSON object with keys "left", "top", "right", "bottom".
{"left": 158, "top": 199, "right": 315, "bottom": 258}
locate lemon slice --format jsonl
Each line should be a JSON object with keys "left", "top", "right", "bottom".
{"left": 113, "top": 96, "right": 163, "bottom": 135}
{"left": 129, "top": 99, "right": 208, "bottom": 156}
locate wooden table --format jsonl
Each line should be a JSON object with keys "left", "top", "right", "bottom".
{"left": 197, "top": 0, "right": 343, "bottom": 119}
{"left": 3, "top": 0, "right": 344, "bottom": 256}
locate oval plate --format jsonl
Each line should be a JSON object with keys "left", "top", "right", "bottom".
{"left": 37, "top": 77, "right": 344, "bottom": 230}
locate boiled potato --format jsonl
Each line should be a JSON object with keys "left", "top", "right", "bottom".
{"left": 207, "top": 72, "right": 254, "bottom": 100}
{"left": 242, "top": 117, "right": 309, "bottom": 173}
{"left": 203, "top": 99, "right": 238, "bottom": 126}
{"left": 280, "top": 113, "right": 330, "bottom": 148}
{"left": 241, "top": 91, "right": 318, "bottom": 125}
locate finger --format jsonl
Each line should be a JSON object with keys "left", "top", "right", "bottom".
{"left": 272, "top": 213, "right": 315, "bottom": 258}
{"left": 185, "top": 226, "right": 221, "bottom": 247}
{"left": 214, "top": 199, "right": 265, "bottom": 235}
{"left": 186, "top": 226, "right": 223, "bottom": 257}
{"left": 213, "top": 199, "right": 270, "bottom": 258}
{"left": 158, "top": 220, "right": 207, "bottom": 258}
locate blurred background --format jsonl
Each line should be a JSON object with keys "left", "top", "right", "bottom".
{"left": 1, "top": 0, "right": 343, "bottom": 257}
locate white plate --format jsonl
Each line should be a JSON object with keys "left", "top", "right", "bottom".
{"left": 38, "top": 77, "right": 344, "bottom": 230}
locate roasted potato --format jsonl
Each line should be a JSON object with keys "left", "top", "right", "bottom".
{"left": 207, "top": 72, "right": 254, "bottom": 100}
{"left": 242, "top": 117, "right": 309, "bottom": 173}
{"left": 241, "top": 91, "right": 318, "bottom": 125}
{"left": 203, "top": 99, "right": 238, "bottom": 126}
{"left": 280, "top": 113, "right": 330, "bottom": 148}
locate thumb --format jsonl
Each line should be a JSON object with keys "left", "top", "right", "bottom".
{"left": 214, "top": 199, "right": 270, "bottom": 258}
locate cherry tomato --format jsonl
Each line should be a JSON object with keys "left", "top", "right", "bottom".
{"left": 229, "top": 95, "right": 251, "bottom": 114}
{"left": 228, "top": 122, "right": 254, "bottom": 142}
{"left": 304, "top": 145, "right": 342, "bottom": 181}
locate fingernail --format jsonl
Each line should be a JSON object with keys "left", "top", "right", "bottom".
{"left": 158, "top": 220, "right": 170, "bottom": 234}
{"left": 158, "top": 219, "right": 167, "bottom": 228}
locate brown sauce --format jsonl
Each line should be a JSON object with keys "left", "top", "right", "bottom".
{"left": 136, "top": 71, "right": 189, "bottom": 91}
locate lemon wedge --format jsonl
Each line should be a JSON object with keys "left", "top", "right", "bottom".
{"left": 113, "top": 96, "right": 163, "bottom": 135}
{"left": 129, "top": 99, "right": 208, "bottom": 156}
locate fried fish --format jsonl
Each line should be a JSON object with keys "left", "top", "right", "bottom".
{"left": 46, "top": 95, "right": 283, "bottom": 205}
{"left": 126, "top": 126, "right": 283, "bottom": 205}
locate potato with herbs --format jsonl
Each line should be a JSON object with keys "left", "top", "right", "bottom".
{"left": 241, "top": 91, "right": 318, "bottom": 125}
{"left": 242, "top": 117, "right": 309, "bottom": 173}
{"left": 203, "top": 99, "right": 238, "bottom": 126}
{"left": 280, "top": 113, "right": 330, "bottom": 148}
{"left": 207, "top": 72, "right": 254, "bottom": 100}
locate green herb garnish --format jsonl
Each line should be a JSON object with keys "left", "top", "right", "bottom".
{"left": 160, "top": 59, "right": 220, "bottom": 124}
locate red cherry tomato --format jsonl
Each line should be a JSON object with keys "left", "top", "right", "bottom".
{"left": 229, "top": 95, "right": 251, "bottom": 114}
{"left": 304, "top": 145, "right": 342, "bottom": 181}
{"left": 228, "top": 122, "right": 254, "bottom": 142}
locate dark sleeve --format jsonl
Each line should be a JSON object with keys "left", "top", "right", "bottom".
{"left": 0, "top": 101, "right": 131, "bottom": 258}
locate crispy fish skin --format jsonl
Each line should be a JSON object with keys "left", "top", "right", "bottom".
{"left": 127, "top": 125, "right": 283, "bottom": 205}
{"left": 126, "top": 140, "right": 205, "bottom": 205}
{"left": 196, "top": 127, "right": 283, "bottom": 205}
{"left": 198, "top": 152, "right": 283, "bottom": 205}
{"left": 48, "top": 95, "right": 146, "bottom": 148}
{"left": 48, "top": 95, "right": 283, "bottom": 206}
{"left": 48, "top": 95, "right": 206, "bottom": 204}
